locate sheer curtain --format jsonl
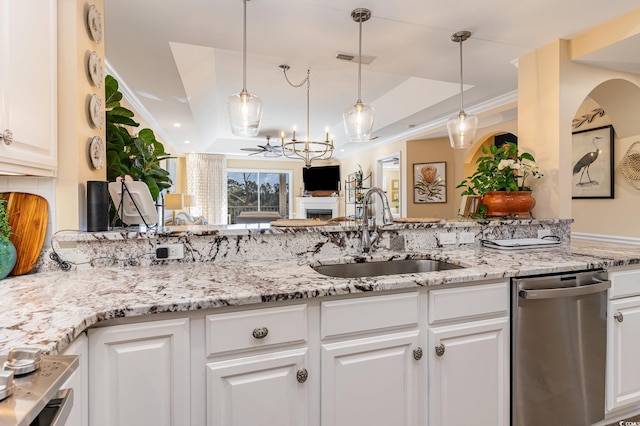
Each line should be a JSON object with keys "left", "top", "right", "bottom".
{"left": 186, "top": 154, "right": 227, "bottom": 224}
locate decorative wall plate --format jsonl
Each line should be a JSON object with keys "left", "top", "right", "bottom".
{"left": 88, "top": 51, "right": 103, "bottom": 88}
{"left": 89, "top": 94, "right": 104, "bottom": 129}
{"left": 87, "top": 5, "right": 103, "bottom": 44}
{"left": 89, "top": 136, "right": 105, "bottom": 170}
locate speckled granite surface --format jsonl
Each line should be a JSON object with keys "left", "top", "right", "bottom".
{"left": 2, "top": 231, "right": 640, "bottom": 356}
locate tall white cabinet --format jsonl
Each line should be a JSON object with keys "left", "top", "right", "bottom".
{"left": 88, "top": 318, "right": 191, "bottom": 426}
{"left": 607, "top": 269, "right": 640, "bottom": 412}
{"left": 0, "top": 0, "right": 57, "bottom": 176}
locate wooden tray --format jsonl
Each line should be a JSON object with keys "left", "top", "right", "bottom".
{"left": 270, "top": 219, "right": 328, "bottom": 227}
{"left": 393, "top": 217, "right": 442, "bottom": 223}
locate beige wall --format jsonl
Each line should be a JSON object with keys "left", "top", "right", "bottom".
{"left": 57, "top": 0, "right": 106, "bottom": 230}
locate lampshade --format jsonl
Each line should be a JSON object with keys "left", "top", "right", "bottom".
{"left": 227, "top": 0, "right": 262, "bottom": 137}
{"left": 165, "top": 193, "right": 184, "bottom": 210}
{"left": 343, "top": 101, "right": 374, "bottom": 143}
{"left": 343, "top": 8, "right": 374, "bottom": 143}
{"left": 447, "top": 112, "right": 478, "bottom": 149}
{"left": 184, "top": 195, "right": 196, "bottom": 208}
{"left": 448, "top": 31, "right": 477, "bottom": 149}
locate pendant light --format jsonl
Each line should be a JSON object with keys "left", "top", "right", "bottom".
{"left": 447, "top": 31, "right": 477, "bottom": 149}
{"left": 343, "top": 8, "right": 374, "bottom": 143}
{"left": 227, "top": 0, "right": 263, "bottom": 137}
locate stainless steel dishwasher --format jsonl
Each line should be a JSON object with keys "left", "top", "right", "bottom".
{"left": 511, "top": 270, "right": 610, "bottom": 426}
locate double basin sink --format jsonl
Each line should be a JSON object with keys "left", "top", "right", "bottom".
{"left": 312, "top": 259, "right": 465, "bottom": 278}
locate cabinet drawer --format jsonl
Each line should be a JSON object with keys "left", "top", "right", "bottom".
{"left": 206, "top": 304, "right": 307, "bottom": 356}
{"left": 428, "top": 282, "right": 509, "bottom": 324}
{"left": 609, "top": 269, "right": 640, "bottom": 299}
{"left": 321, "top": 292, "right": 419, "bottom": 339}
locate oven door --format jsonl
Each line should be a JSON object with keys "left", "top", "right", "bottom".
{"left": 29, "top": 388, "right": 73, "bottom": 426}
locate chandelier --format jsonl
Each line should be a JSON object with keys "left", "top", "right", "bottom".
{"left": 279, "top": 65, "right": 333, "bottom": 168}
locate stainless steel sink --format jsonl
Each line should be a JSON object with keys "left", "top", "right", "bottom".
{"left": 312, "top": 259, "right": 464, "bottom": 278}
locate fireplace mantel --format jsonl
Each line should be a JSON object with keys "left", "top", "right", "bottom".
{"left": 295, "top": 197, "right": 341, "bottom": 219}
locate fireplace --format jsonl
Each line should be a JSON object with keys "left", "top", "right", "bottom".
{"left": 296, "top": 197, "right": 340, "bottom": 219}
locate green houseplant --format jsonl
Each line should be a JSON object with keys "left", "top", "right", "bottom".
{"left": 457, "top": 142, "right": 542, "bottom": 217}
{"left": 105, "top": 75, "right": 173, "bottom": 201}
{"left": 0, "top": 197, "right": 17, "bottom": 279}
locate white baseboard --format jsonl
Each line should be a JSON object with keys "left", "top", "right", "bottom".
{"left": 572, "top": 232, "right": 640, "bottom": 245}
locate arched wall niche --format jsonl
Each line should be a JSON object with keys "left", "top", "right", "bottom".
{"left": 462, "top": 130, "right": 519, "bottom": 184}
{"left": 587, "top": 78, "right": 640, "bottom": 138}
{"left": 571, "top": 76, "right": 640, "bottom": 239}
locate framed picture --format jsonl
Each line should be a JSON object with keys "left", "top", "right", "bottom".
{"left": 392, "top": 192, "right": 399, "bottom": 202}
{"left": 572, "top": 125, "right": 614, "bottom": 199}
{"left": 414, "top": 162, "right": 446, "bottom": 203}
{"left": 392, "top": 179, "right": 399, "bottom": 189}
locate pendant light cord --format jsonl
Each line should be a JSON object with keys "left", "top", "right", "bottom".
{"left": 282, "top": 68, "right": 312, "bottom": 141}
{"left": 242, "top": 0, "right": 247, "bottom": 91}
{"left": 458, "top": 38, "right": 464, "bottom": 113}
{"left": 357, "top": 18, "right": 363, "bottom": 103}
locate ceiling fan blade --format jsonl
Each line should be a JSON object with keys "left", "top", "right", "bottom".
{"left": 241, "top": 147, "right": 264, "bottom": 152}
{"left": 248, "top": 151, "right": 262, "bottom": 156}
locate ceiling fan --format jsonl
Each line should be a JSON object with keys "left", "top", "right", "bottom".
{"left": 240, "top": 136, "right": 283, "bottom": 158}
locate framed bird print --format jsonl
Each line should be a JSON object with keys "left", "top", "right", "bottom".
{"left": 572, "top": 125, "right": 614, "bottom": 199}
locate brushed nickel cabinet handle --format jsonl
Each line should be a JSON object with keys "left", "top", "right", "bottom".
{"left": 614, "top": 312, "right": 624, "bottom": 323}
{"left": 1, "top": 129, "right": 13, "bottom": 145}
{"left": 252, "top": 326, "right": 269, "bottom": 339}
{"left": 413, "top": 347, "right": 423, "bottom": 361}
{"left": 296, "top": 368, "right": 308, "bottom": 383}
{"left": 435, "top": 343, "right": 445, "bottom": 357}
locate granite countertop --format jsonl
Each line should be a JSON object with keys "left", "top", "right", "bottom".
{"left": 1, "top": 238, "right": 640, "bottom": 356}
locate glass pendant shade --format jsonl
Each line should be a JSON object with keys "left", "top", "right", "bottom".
{"left": 447, "top": 111, "right": 477, "bottom": 149}
{"left": 343, "top": 101, "right": 374, "bottom": 143}
{"left": 227, "top": 89, "right": 263, "bottom": 137}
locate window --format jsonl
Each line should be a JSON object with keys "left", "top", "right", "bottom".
{"left": 227, "top": 169, "right": 291, "bottom": 223}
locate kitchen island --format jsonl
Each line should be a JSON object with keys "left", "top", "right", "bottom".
{"left": 2, "top": 219, "right": 640, "bottom": 426}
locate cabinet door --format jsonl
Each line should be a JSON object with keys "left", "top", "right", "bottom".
{"left": 0, "top": 0, "right": 57, "bottom": 175}
{"left": 607, "top": 296, "right": 640, "bottom": 411}
{"left": 321, "top": 330, "right": 421, "bottom": 426}
{"left": 88, "top": 318, "right": 190, "bottom": 426}
{"left": 61, "top": 333, "right": 89, "bottom": 426}
{"left": 429, "top": 317, "right": 509, "bottom": 426}
{"left": 207, "top": 348, "right": 310, "bottom": 426}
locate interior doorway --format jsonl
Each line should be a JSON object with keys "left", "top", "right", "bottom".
{"left": 376, "top": 152, "right": 402, "bottom": 218}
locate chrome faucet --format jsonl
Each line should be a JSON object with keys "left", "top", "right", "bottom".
{"left": 361, "top": 187, "right": 395, "bottom": 253}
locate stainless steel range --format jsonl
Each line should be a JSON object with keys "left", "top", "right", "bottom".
{"left": 0, "top": 348, "right": 78, "bottom": 426}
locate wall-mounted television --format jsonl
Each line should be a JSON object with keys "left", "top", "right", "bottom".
{"left": 303, "top": 165, "right": 340, "bottom": 192}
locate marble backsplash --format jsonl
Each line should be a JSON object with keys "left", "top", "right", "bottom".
{"left": 34, "top": 218, "right": 572, "bottom": 273}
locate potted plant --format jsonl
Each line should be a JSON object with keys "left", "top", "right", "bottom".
{"left": 0, "top": 197, "right": 17, "bottom": 279}
{"left": 457, "top": 142, "right": 542, "bottom": 217}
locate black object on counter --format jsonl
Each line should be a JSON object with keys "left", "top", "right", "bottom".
{"left": 87, "top": 180, "right": 109, "bottom": 232}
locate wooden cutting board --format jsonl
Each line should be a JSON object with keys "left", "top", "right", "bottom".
{"left": 0, "top": 192, "right": 48, "bottom": 276}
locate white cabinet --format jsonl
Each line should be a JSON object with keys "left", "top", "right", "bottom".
{"left": 427, "top": 281, "right": 510, "bottom": 426}
{"left": 61, "top": 333, "right": 89, "bottom": 426}
{"left": 321, "top": 330, "right": 421, "bottom": 426}
{"left": 0, "top": 0, "right": 57, "bottom": 176}
{"left": 320, "top": 293, "right": 423, "bottom": 426}
{"left": 428, "top": 318, "right": 509, "bottom": 426}
{"left": 88, "top": 318, "right": 191, "bottom": 426}
{"left": 607, "top": 268, "right": 640, "bottom": 412}
{"left": 205, "top": 305, "right": 312, "bottom": 426}
{"left": 207, "top": 348, "right": 310, "bottom": 426}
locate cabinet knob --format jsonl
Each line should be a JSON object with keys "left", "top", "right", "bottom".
{"left": 435, "top": 343, "right": 445, "bottom": 357}
{"left": 1, "top": 129, "right": 13, "bottom": 146}
{"left": 296, "top": 368, "right": 308, "bottom": 383}
{"left": 252, "top": 326, "right": 269, "bottom": 339}
{"left": 413, "top": 347, "right": 423, "bottom": 360}
{"left": 614, "top": 312, "right": 624, "bottom": 323}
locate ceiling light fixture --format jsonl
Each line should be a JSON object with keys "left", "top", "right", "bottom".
{"left": 447, "top": 31, "right": 477, "bottom": 149}
{"left": 227, "top": 0, "right": 263, "bottom": 137}
{"left": 279, "top": 65, "right": 333, "bottom": 168}
{"left": 343, "top": 8, "right": 374, "bottom": 143}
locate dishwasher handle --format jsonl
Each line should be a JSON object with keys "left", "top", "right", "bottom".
{"left": 518, "top": 279, "right": 611, "bottom": 299}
